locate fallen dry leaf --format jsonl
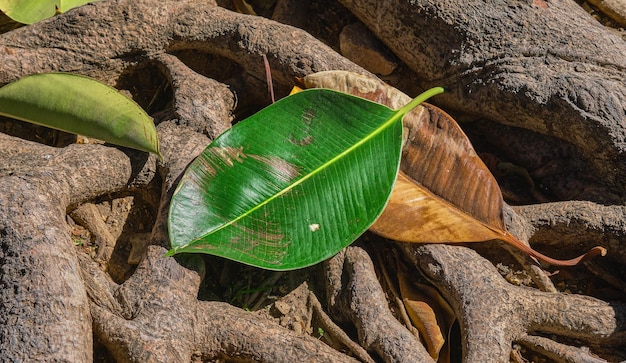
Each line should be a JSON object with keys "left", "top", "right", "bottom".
{"left": 398, "top": 267, "right": 455, "bottom": 362}
{"left": 301, "top": 70, "right": 606, "bottom": 266}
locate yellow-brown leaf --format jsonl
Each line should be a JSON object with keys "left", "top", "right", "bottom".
{"left": 398, "top": 268, "right": 456, "bottom": 362}
{"left": 370, "top": 171, "right": 503, "bottom": 243}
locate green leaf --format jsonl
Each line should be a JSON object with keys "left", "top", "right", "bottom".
{"left": 0, "top": 0, "right": 100, "bottom": 24}
{"left": 0, "top": 72, "right": 160, "bottom": 157}
{"left": 167, "top": 87, "right": 443, "bottom": 270}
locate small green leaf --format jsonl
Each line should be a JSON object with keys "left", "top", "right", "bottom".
{"left": 167, "top": 87, "right": 443, "bottom": 270}
{"left": 0, "top": 0, "right": 100, "bottom": 24}
{"left": 0, "top": 73, "right": 160, "bottom": 157}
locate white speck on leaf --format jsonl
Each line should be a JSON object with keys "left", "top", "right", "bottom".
{"left": 309, "top": 223, "right": 320, "bottom": 232}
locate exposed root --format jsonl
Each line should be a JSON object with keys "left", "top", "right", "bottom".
{"left": 401, "top": 243, "right": 626, "bottom": 362}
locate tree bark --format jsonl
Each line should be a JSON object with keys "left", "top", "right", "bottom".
{"left": 338, "top": 0, "right": 626, "bottom": 202}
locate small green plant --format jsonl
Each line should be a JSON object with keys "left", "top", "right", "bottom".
{"left": 317, "top": 327, "right": 325, "bottom": 340}
{"left": 72, "top": 236, "right": 84, "bottom": 247}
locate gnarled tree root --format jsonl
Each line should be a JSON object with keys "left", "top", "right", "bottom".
{"left": 0, "top": 134, "right": 131, "bottom": 360}
{"left": 325, "top": 246, "right": 435, "bottom": 362}
{"left": 80, "top": 245, "right": 359, "bottom": 362}
{"left": 401, "top": 243, "right": 626, "bottom": 362}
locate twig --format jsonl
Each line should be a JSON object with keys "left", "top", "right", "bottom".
{"left": 308, "top": 291, "right": 375, "bottom": 363}
{"left": 263, "top": 54, "right": 275, "bottom": 103}
{"left": 248, "top": 271, "right": 284, "bottom": 311}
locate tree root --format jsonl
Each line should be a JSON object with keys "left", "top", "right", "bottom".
{"left": 0, "top": 134, "right": 132, "bottom": 360}
{"left": 325, "top": 246, "right": 435, "bottom": 362}
{"left": 70, "top": 203, "right": 117, "bottom": 263}
{"left": 80, "top": 245, "right": 359, "bottom": 362}
{"left": 308, "top": 290, "right": 376, "bottom": 363}
{"left": 517, "top": 334, "right": 609, "bottom": 363}
{"left": 401, "top": 243, "right": 626, "bottom": 362}
{"left": 338, "top": 0, "right": 626, "bottom": 203}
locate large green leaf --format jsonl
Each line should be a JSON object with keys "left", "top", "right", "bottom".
{"left": 0, "top": 72, "right": 160, "bottom": 157}
{"left": 0, "top": 0, "right": 99, "bottom": 24}
{"left": 167, "top": 87, "right": 443, "bottom": 270}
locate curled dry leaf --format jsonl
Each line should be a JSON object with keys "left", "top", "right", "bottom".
{"left": 301, "top": 71, "right": 606, "bottom": 266}
{"left": 398, "top": 267, "right": 456, "bottom": 362}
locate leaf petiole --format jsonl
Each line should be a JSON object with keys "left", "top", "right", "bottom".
{"left": 397, "top": 87, "right": 445, "bottom": 116}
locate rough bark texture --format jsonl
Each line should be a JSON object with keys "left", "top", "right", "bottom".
{"left": 338, "top": 0, "right": 626, "bottom": 203}
{"left": 0, "top": 0, "right": 625, "bottom": 361}
{"left": 325, "top": 247, "right": 434, "bottom": 362}
{"left": 401, "top": 243, "right": 626, "bottom": 362}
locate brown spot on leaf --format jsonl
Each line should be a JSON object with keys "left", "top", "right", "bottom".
{"left": 288, "top": 134, "right": 313, "bottom": 146}
{"left": 250, "top": 155, "right": 301, "bottom": 183}
{"left": 211, "top": 146, "right": 246, "bottom": 167}
{"left": 186, "top": 146, "right": 248, "bottom": 189}
{"left": 229, "top": 220, "right": 290, "bottom": 265}
{"left": 301, "top": 109, "right": 316, "bottom": 125}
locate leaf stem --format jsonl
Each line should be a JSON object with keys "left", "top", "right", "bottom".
{"left": 502, "top": 233, "right": 607, "bottom": 267}
{"left": 397, "top": 87, "right": 445, "bottom": 116}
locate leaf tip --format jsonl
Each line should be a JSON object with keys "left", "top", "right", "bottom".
{"left": 566, "top": 245, "right": 607, "bottom": 265}
{"left": 164, "top": 248, "right": 177, "bottom": 257}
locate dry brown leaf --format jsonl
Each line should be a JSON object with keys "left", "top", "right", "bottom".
{"left": 398, "top": 268, "right": 456, "bottom": 362}
{"left": 232, "top": 0, "right": 257, "bottom": 15}
{"left": 403, "top": 297, "right": 443, "bottom": 359}
{"left": 301, "top": 71, "right": 606, "bottom": 266}
{"left": 373, "top": 171, "right": 503, "bottom": 243}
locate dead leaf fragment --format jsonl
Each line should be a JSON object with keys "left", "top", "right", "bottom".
{"left": 232, "top": 0, "right": 257, "bottom": 15}
{"left": 398, "top": 268, "right": 456, "bottom": 362}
